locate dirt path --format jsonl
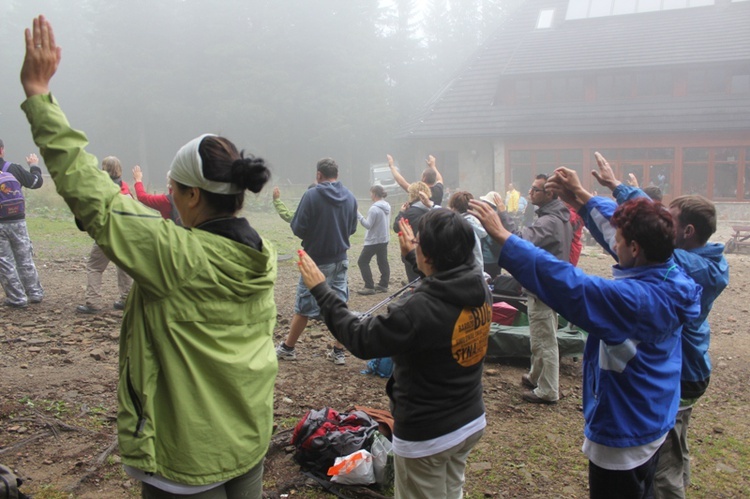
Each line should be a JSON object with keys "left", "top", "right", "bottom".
{"left": 1, "top": 221, "right": 748, "bottom": 498}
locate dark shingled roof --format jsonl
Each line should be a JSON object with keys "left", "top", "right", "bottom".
{"left": 399, "top": 0, "right": 750, "bottom": 139}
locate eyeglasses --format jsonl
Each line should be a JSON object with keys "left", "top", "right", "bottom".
{"left": 530, "top": 186, "right": 545, "bottom": 193}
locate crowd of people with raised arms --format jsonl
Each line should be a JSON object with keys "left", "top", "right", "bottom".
{"left": 5, "top": 14, "right": 730, "bottom": 499}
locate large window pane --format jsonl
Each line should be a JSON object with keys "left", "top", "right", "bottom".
{"left": 682, "top": 164, "right": 708, "bottom": 196}
{"left": 714, "top": 163, "right": 738, "bottom": 198}
{"left": 622, "top": 163, "right": 644, "bottom": 188}
{"left": 649, "top": 164, "right": 673, "bottom": 195}
{"left": 510, "top": 150, "right": 531, "bottom": 163}
{"left": 510, "top": 165, "right": 534, "bottom": 195}
{"left": 647, "top": 148, "right": 674, "bottom": 160}
{"left": 715, "top": 147, "right": 739, "bottom": 161}
{"left": 613, "top": 0, "right": 637, "bottom": 15}
{"left": 684, "top": 148, "right": 709, "bottom": 161}
{"left": 566, "top": 0, "right": 591, "bottom": 19}
{"left": 621, "top": 148, "right": 646, "bottom": 160}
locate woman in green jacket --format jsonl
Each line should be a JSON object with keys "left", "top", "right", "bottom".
{"left": 21, "top": 16, "right": 277, "bottom": 498}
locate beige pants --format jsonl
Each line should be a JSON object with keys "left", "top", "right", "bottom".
{"left": 85, "top": 243, "right": 132, "bottom": 308}
{"left": 527, "top": 293, "right": 559, "bottom": 401}
{"left": 394, "top": 429, "right": 484, "bottom": 499}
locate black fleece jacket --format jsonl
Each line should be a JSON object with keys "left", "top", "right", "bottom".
{"left": 310, "top": 251, "right": 492, "bottom": 442}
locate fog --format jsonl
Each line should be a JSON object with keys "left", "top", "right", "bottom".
{"left": 0, "top": 0, "right": 518, "bottom": 195}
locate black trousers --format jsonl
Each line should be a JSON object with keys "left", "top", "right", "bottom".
{"left": 357, "top": 243, "right": 389, "bottom": 288}
{"left": 589, "top": 450, "right": 659, "bottom": 499}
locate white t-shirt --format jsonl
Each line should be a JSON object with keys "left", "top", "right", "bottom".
{"left": 392, "top": 414, "right": 486, "bottom": 459}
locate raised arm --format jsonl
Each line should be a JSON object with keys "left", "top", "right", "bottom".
{"left": 426, "top": 154, "right": 443, "bottom": 184}
{"left": 387, "top": 154, "right": 410, "bottom": 192}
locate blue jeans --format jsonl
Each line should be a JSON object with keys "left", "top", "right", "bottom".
{"left": 294, "top": 259, "right": 349, "bottom": 317}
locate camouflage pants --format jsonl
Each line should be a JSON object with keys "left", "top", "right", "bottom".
{"left": 0, "top": 220, "right": 44, "bottom": 306}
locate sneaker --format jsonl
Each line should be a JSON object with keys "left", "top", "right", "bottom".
{"left": 4, "top": 299, "right": 28, "bottom": 309}
{"left": 29, "top": 296, "right": 43, "bottom": 304}
{"left": 113, "top": 301, "right": 126, "bottom": 310}
{"left": 76, "top": 304, "right": 101, "bottom": 314}
{"left": 375, "top": 285, "right": 388, "bottom": 293}
{"left": 357, "top": 288, "right": 376, "bottom": 296}
{"left": 326, "top": 348, "right": 346, "bottom": 366}
{"left": 276, "top": 342, "right": 297, "bottom": 361}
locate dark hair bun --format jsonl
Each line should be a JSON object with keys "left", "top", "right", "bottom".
{"left": 231, "top": 154, "right": 271, "bottom": 194}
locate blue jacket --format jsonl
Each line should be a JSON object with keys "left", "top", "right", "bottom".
{"left": 291, "top": 181, "right": 357, "bottom": 265}
{"left": 500, "top": 199, "right": 701, "bottom": 448}
{"left": 612, "top": 185, "right": 729, "bottom": 397}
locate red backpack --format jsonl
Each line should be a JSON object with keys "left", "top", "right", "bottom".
{"left": 291, "top": 407, "right": 378, "bottom": 475}
{"left": 0, "top": 162, "right": 25, "bottom": 219}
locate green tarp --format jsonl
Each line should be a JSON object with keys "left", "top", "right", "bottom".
{"left": 486, "top": 321, "right": 587, "bottom": 361}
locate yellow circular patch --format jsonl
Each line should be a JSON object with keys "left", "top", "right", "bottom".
{"left": 451, "top": 302, "right": 491, "bottom": 366}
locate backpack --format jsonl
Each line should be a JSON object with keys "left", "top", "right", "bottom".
{"left": 291, "top": 407, "right": 379, "bottom": 475}
{"left": 0, "top": 464, "right": 29, "bottom": 499}
{"left": 0, "top": 162, "right": 25, "bottom": 219}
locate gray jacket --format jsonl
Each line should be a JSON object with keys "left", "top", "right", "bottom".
{"left": 501, "top": 198, "right": 572, "bottom": 262}
{"left": 358, "top": 199, "right": 391, "bottom": 245}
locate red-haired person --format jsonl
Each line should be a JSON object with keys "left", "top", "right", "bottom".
{"left": 469, "top": 170, "right": 701, "bottom": 499}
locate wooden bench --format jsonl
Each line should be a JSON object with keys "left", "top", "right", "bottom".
{"left": 726, "top": 225, "right": 750, "bottom": 253}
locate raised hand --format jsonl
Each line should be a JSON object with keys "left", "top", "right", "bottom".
{"left": 468, "top": 199, "right": 510, "bottom": 244}
{"left": 272, "top": 186, "right": 281, "bottom": 200}
{"left": 26, "top": 153, "right": 39, "bottom": 166}
{"left": 132, "top": 165, "right": 143, "bottom": 183}
{"left": 297, "top": 250, "right": 325, "bottom": 290}
{"left": 21, "top": 15, "right": 62, "bottom": 98}
{"left": 547, "top": 168, "right": 591, "bottom": 210}
{"left": 591, "top": 151, "right": 621, "bottom": 192}
{"left": 397, "top": 218, "right": 416, "bottom": 258}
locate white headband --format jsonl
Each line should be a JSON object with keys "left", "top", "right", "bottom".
{"left": 168, "top": 134, "right": 243, "bottom": 195}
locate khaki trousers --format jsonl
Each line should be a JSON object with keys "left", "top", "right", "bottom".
{"left": 527, "top": 293, "right": 559, "bottom": 401}
{"left": 394, "top": 429, "right": 484, "bottom": 499}
{"left": 85, "top": 242, "right": 132, "bottom": 307}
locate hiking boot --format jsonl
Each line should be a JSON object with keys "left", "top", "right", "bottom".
{"left": 326, "top": 348, "right": 346, "bottom": 366}
{"left": 522, "top": 390, "right": 557, "bottom": 405}
{"left": 357, "top": 288, "right": 376, "bottom": 296}
{"left": 375, "top": 285, "right": 388, "bottom": 293}
{"left": 521, "top": 374, "right": 537, "bottom": 390}
{"left": 76, "top": 304, "right": 101, "bottom": 314}
{"left": 4, "top": 299, "right": 28, "bottom": 309}
{"left": 276, "top": 342, "right": 297, "bottom": 361}
{"left": 113, "top": 301, "right": 126, "bottom": 310}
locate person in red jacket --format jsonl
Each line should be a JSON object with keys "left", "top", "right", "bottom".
{"left": 567, "top": 202, "right": 584, "bottom": 266}
{"left": 132, "top": 165, "right": 182, "bottom": 225}
{"left": 76, "top": 156, "right": 133, "bottom": 314}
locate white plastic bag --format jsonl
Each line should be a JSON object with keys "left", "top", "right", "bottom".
{"left": 327, "top": 449, "right": 376, "bottom": 485}
{"left": 370, "top": 432, "right": 393, "bottom": 486}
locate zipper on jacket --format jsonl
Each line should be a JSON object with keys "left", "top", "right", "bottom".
{"left": 125, "top": 360, "right": 146, "bottom": 437}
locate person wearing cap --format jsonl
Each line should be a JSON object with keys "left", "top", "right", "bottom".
{"left": 21, "top": 16, "right": 277, "bottom": 495}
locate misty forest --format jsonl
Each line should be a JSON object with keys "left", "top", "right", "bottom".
{"left": 1, "top": 0, "right": 523, "bottom": 194}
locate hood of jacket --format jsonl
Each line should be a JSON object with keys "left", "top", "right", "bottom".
{"left": 373, "top": 199, "right": 391, "bottom": 215}
{"left": 315, "top": 181, "right": 353, "bottom": 206}
{"left": 418, "top": 262, "right": 488, "bottom": 310}
{"left": 536, "top": 198, "right": 570, "bottom": 223}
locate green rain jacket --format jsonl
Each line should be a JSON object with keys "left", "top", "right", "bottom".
{"left": 22, "top": 94, "right": 278, "bottom": 485}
